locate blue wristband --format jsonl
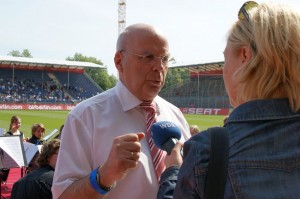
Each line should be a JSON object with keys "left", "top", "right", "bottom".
{"left": 89, "top": 168, "right": 109, "bottom": 195}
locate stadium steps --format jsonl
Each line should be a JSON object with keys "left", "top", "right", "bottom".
{"left": 47, "top": 72, "right": 74, "bottom": 101}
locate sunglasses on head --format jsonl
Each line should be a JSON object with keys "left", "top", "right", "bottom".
{"left": 238, "top": 1, "right": 258, "bottom": 21}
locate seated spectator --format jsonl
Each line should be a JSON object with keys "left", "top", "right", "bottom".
{"left": 1, "top": 115, "right": 25, "bottom": 184}
{"left": 26, "top": 123, "right": 46, "bottom": 173}
{"left": 189, "top": 124, "right": 200, "bottom": 136}
{"left": 5, "top": 115, "right": 25, "bottom": 139}
{"left": 28, "top": 123, "right": 45, "bottom": 145}
{"left": 11, "top": 139, "right": 60, "bottom": 199}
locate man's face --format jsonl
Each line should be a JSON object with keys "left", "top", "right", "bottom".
{"left": 115, "top": 33, "right": 169, "bottom": 101}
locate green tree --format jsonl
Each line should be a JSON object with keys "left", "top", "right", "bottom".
{"left": 108, "top": 75, "right": 118, "bottom": 88}
{"left": 8, "top": 49, "right": 33, "bottom": 57}
{"left": 66, "top": 53, "right": 102, "bottom": 65}
{"left": 21, "top": 49, "right": 32, "bottom": 57}
{"left": 8, "top": 50, "right": 21, "bottom": 57}
{"left": 66, "top": 53, "right": 117, "bottom": 90}
{"left": 163, "top": 68, "right": 188, "bottom": 90}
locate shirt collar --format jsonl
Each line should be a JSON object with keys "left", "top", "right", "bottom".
{"left": 115, "top": 80, "right": 160, "bottom": 112}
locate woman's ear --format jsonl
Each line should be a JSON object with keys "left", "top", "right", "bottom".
{"left": 241, "top": 46, "right": 252, "bottom": 64}
{"left": 114, "top": 51, "right": 123, "bottom": 73}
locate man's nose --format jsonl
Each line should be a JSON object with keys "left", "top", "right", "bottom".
{"left": 152, "top": 58, "right": 166, "bottom": 71}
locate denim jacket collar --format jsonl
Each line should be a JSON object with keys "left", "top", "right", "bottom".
{"left": 227, "top": 98, "right": 300, "bottom": 123}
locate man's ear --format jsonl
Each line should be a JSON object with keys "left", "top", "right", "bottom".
{"left": 241, "top": 46, "right": 252, "bottom": 64}
{"left": 114, "top": 51, "right": 123, "bottom": 73}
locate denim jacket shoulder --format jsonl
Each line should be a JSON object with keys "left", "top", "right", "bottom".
{"left": 157, "top": 98, "right": 300, "bottom": 199}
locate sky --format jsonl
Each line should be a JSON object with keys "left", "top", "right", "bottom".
{"left": 1, "top": 0, "right": 300, "bottom": 76}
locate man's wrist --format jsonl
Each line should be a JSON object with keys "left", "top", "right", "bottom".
{"left": 96, "top": 167, "right": 116, "bottom": 191}
{"left": 89, "top": 167, "right": 115, "bottom": 195}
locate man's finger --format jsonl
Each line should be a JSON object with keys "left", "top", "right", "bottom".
{"left": 136, "top": 133, "right": 145, "bottom": 141}
{"left": 118, "top": 133, "right": 140, "bottom": 142}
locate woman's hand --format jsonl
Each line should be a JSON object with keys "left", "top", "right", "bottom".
{"left": 164, "top": 141, "right": 184, "bottom": 168}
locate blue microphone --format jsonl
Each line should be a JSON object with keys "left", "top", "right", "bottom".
{"left": 150, "top": 121, "right": 182, "bottom": 155}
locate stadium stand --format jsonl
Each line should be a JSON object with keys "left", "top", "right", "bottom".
{"left": 161, "top": 62, "right": 230, "bottom": 109}
{"left": 0, "top": 56, "right": 229, "bottom": 110}
{"left": 54, "top": 71, "right": 103, "bottom": 101}
{"left": 0, "top": 56, "right": 105, "bottom": 104}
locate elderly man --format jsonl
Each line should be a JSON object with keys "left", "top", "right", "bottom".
{"left": 52, "top": 23, "right": 190, "bottom": 199}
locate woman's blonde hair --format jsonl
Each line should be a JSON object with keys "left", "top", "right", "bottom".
{"left": 227, "top": 2, "right": 300, "bottom": 111}
{"left": 189, "top": 125, "right": 200, "bottom": 136}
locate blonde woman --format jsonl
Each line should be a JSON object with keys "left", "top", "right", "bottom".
{"left": 158, "top": 2, "right": 300, "bottom": 198}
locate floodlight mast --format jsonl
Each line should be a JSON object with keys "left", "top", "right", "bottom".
{"left": 118, "top": 0, "right": 126, "bottom": 35}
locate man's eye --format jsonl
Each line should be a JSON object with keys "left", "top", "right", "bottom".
{"left": 162, "top": 56, "right": 170, "bottom": 63}
{"left": 144, "top": 54, "right": 155, "bottom": 62}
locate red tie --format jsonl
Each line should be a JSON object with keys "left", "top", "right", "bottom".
{"left": 140, "top": 102, "right": 166, "bottom": 180}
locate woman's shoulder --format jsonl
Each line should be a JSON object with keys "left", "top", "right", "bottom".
{"left": 187, "top": 129, "right": 210, "bottom": 145}
{"left": 4, "top": 131, "right": 13, "bottom": 136}
{"left": 183, "top": 129, "right": 211, "bottom": 168}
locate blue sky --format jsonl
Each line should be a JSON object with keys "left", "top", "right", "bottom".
{"left": 1, "top": 0, "right": 300, "bottom": 76}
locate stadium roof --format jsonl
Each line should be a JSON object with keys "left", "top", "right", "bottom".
{"left": 0, "top": 55, "right": 106, "bottom": 69}
{"left": 170, "top": 61, "right": 224, "bottom": 73}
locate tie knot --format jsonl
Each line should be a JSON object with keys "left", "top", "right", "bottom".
{"left": 140, "top": 102, "right": 156, "bottom": 114}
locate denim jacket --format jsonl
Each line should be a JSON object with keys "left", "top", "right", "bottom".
{"left": 157, "top": 98, "right": 300, "bottom": 199}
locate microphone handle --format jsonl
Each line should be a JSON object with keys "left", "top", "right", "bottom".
{"left": 162, "top": 138, "right": 178, "bottom": 155}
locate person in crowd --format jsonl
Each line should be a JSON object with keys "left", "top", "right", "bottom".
{"left": 5, "top": 115, "right": 25, "bottom": 139}
{"left": 26, "top": 123, "right": 46, "bottom": 173}
{"left": 1, "top": 115, "right": 25, "bottom": 183}
{"left": 11, "top": 139, "right": 60, "bottom": 199}
{"left": 189, "top": 124, "right": 200, "bottom": 136}
{"left": 157, "top": 1, "right": 300, "bottom": 198}
{"left": 28, "top": 123, "right": 45, "bottom": 145}
{"left": 52, "top": 23, "right": 190, "bottom": 199}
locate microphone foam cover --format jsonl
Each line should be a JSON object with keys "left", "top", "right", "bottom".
{"left": 150, "top": 121, "right": 182, "bottom": 150}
